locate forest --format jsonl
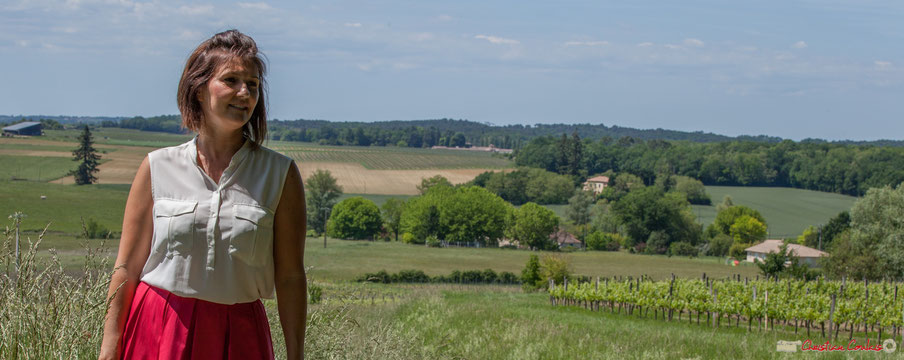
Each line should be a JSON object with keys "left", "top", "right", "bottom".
{"left": 516, "top": 134, "right": 904, "bottom": 196}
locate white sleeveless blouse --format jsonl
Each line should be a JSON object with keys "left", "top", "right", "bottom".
{"left": 140, "top": 137, "right": 294, "bottom": 304}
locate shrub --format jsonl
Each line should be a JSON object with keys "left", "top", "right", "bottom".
{"left": 394, "top": 269, "right": 430, "bottom": 283}
{"left": 82, "top": 217, "right": 112, "bottom": 239}
{"left": 520, "top": 254, "right": 542, "bottom": 291}
{"left": 425, "top": 235, "right": 442, "bottom": 248}
{"left": 708, "top": 233, "right": 733, "bottom": 257}
{"left": 356, "top": 269, "right": 519, "bottom": 285}
{"left": 540, "top": 254, "right": 571, "bottom": 287}
{"left": 729, "top": 242, "right": 751, "bottom": 260}
{"left": 401, "top": 232, "right": 420, "bottom": 244}
{"left": 586, "top": 231, "right": 621, "bottom": 251}
{"left": 669, "top": 241, "right": 698, "bottom": 257}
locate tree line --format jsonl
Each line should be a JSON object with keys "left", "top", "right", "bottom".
{"left": 516, "top": 134, "right": 904, "bottom": 196}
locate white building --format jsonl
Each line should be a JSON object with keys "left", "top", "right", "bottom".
{"left": 745, "top": 239, "right": 828, "bottom": 267}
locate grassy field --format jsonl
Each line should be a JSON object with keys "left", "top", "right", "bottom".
{"left": 693, "top": 186, "right": 858, "bottom": 238}
{"left": 0, "top": 155, "right": 80, "bottom": 181}
{"left": 304, "top": 238, "right": 759, "bottom": 282}
{"left": 264, "top": 284, "right": 889, "bottom": 360}
{"left": 43, "top": 128, "right": 193, "bottom": 147}
{"left": 0, "top": 181, "right": 129, "bottom": 234}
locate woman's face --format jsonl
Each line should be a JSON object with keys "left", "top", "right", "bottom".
{"left": 198, "top": 60, "right": 260, "bottom": 135}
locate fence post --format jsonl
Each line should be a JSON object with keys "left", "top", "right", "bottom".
{"left": 712, "top": 288, "right": 719, "bottom": 328}
{"left": 829, "top": 294, "right": 836, "bottom": 339}
{"left": 550, "top": 279, "right": 556, "bottom": 306}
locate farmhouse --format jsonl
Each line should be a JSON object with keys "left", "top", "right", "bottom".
{"left": 582, "top": 175, "right": 610, "bottom": 195}
{"left": 745, "top": 239, "right": 828, "bottom": 266}
{"left": 2, "top": 121, "right": 42, "bottom": 136}
{"left": 551, "top": 229, "right": 581, "bottom": 249}
{"left": 496, "top": 229, "right": 581, "bottom": 249}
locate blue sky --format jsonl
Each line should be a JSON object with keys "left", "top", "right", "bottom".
{"left": 1, "top": 0, "right": 902, "bottom": 140}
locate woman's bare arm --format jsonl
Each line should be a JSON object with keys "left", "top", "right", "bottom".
{"left": 98, "top": 156, "right": 154, "bottom": 360}
{"left": 274, "top": 161, "right": 307, "bottom": 359}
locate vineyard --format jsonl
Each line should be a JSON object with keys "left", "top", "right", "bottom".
{"left": 549, "top": 275, "right": 904, "bottom": 344}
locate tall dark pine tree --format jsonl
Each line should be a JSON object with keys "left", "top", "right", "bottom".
{"left": 71, "top": 125, "right": 100, "bottom": 185}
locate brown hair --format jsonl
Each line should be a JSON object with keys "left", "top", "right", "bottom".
{"left": 177, "top": 29, "right": 267, "bottom": 148}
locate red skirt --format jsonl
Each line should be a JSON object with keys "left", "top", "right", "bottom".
{"left": 120, "top": 282, "right": 274, "bottom": 360}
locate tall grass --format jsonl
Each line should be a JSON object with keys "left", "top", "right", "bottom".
{"left": 0, "top": 216, "right": 430, "bottom": 359}
{"left": 0, "top": 222, "right": 110, "bottom": 359}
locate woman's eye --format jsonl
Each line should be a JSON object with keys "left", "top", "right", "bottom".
{"left": 223, "top": 77, "right": 237, "bottom": 84}
{"left": 247, "top": 82, "right": 259, "bottom": 88}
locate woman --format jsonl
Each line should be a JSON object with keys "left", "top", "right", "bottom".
{"left": 99, "top": 30, "right": 307, "bottom": 359}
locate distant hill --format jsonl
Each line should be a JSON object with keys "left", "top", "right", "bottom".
{"left": 0, "top": 115, "right": 126, "bottom": 125}
{"left": 3, "top": 114, "right": 902, "bottom": 147}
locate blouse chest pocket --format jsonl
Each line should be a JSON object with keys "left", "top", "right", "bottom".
{"left": 231, "top": 204, "right": 274, "bottom": 266}
{"left": 154, "top": 199, "right": 198, "bottom": 257}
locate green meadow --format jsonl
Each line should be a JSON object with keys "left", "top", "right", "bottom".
{"left": 693, "top": 186, "right": 858, "bottom": 238}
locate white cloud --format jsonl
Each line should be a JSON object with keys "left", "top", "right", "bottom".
{"left": 436, "top": 14, "right": 453, "bottom": 22}
{"left": 636, "top": 42, "right": 653, "bottom": 47}
{"left": 664, "top": 44, "right": 681, "bottom": 50}
{"left": 564, "top": 40, "right": 608, "bottom": 47}
{"left": 792, "top": 41, "right": 807, "bottom": 49}
{"left": 178, "top": 5, "right": 213, "bottom": 15}
{"left": 875, "top": 60, "right": 893, "bottom": 69}
{"left": 52, "top": 26, "right": 79, "bottom": 34}
{"left": 16, "top": 40, "right": 29, "bottom": 47}
{"left": 238, "top": 2, "right": 272, "bottom": 10}
{"left": 177, "top": 30, "right": 201, "bottom": 41}
{"left": 474, "top": 34, "right": 519, "bottom": 45}
{"left": 412, "top": 32, "right": 434, "bottom": 42}
{"left": 393, "top": 62, "right": 417, "bottom": 70}
{"left": 774, "top": 53, "right": 794, "bottom": 61}
{"left": 683, "top": 38, "right": 704, "bottom": 47}
{"left": 344, "top": 22, "right": 362, "bottom": 28}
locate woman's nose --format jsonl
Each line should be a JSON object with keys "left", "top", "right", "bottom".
{"left": 237, "top": 84, "right": 250, "bottom": 97}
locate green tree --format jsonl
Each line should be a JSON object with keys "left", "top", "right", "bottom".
{"left": 797, "top": 225, "right": 818, "bottom": 247}
{"left": 586, "top": 231, "right": 621, "bottom": 251}
{"left": 611, "top": 186, "right": 700, "bottom": 252}
{"left": 756, "top": 243, "right": 789, "bottom": 279}
{"left": 402, "top": 185, "right": 510, "bottom": 245}
{"left": 520, "top": 254, "right": 542, "bottom": 291}
{"left": 822, "top": 231, "right": 882, "bottom": 280}
{"left": 70, "top": 125, "right": 101, "bottom": 185}
{"left": 327, "top": 197, "right": 382, "bottom": 240}
{"left": 565, "top": 190, "right": 594, "bottom": 244}
{"left": 821, "top": 211, "right": 850, "bottom": 249}
{"left": 439, "top": 186, "right": 512, "bottom": 245}
{"left": 671, "top": 175, "right": 711, "bottom": 205}
{"left": 305, "top": 169, "right": 343, "bottom": 235}
{"left": 450, "top": 132, "right": 467, "bottom": 147}
{"left": 712, "top": 205, "right": 766, "bottom": 236}
{"left": 707, "top": 233, "right": 733, "bottom": 257}
{"left": 847, "top": 183, "right": 904, "bottom": 279}
{"left": 729, "top": 215, "right": 768, "bottom": 244}
{"left": 416, "top": 175, "right": 452, "bottom": 195}
{"left": 381, "top": 198, "right": 405, "bottom": 241}
{"left": 540, "top": 254, "right": 572, "bottom": 286}
{"left": 506, "top": 202, "right": 559, "bottom": 250}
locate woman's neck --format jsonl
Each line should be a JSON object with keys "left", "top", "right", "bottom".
{"left": 197, "top": 128, "right": 245, "bottom": 164}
